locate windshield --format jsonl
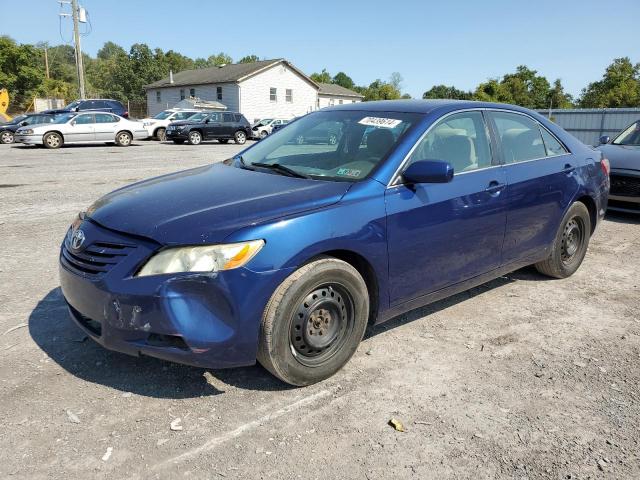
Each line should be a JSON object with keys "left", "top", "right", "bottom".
{"left": 253, "top": 118, "right": 273, "bottom": 127}
{"left": 187, "top": 112, "right": 208, "bottom": 122}
{"left": 63, "top": 100, "right": 81, "bottom": 110}
{"left": 53, "top": 113, "right": 77, "bottom": 124}
{"left": 613, "top": 121, "right": 640, "bottom": 146}
{"left": 153, "top": 111, "right": 173, "bottom": 120}
{"left": 11, "top": 114, "right": 28, "bottom": 124}
{"left": 239, "top": 110, "right": 421, "bottom": 182}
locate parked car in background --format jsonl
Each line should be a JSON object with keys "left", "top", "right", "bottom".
{"left": 59, "top": 100, "right": 608, "bottom": 386}
{"left": 15, "top": 112, "right": 147, "bottom": 148}
{"left": 44, "top": 99, "right": 129, "bottom": 118}
{"left": 598, "top": 120, "right": 640, "bottom": 213}
{"left": 0, "top": 113, "right": 59, "bottom": 144}
{"left": 271, "top": 118, "right": 296, "bottom": 134}
{"left": 166, "top": 111, "right": 251, "bottom": 145}
{"left": 292, "top": 120, "right": 342, "bottom": 145}
{"left": 251, "top": 118, "right": 289, "bottom": 139}
{"left": 141, "top": 109, "right": 202, "bottom": 141}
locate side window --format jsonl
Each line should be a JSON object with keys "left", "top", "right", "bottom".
{"left": 95, "top": 113, "right": 117, "bottom": 123}
{"left": 408, "top": 111, "right": 493, "bottom": 174}
{"left": 207, "top": 113, "right": 219, "bottom": 122}
{"left": 489, "top": 112, "right": 546, "bottom": 163}
{"left": 74, "top": 114, "right": 95, "bottom": 125}
{"left": 174, "top": 112, "right": 192, "bottom": 120}
{"left": 234, "top": 114, "right": 241, "bottom": 122}
{"left": 223, "top": 113, "right": 234, "bottom": 123}
{"left": 540, "top": 127, "right": 568, "bottom": 156}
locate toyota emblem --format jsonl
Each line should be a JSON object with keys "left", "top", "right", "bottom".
{"left": 71, "top": 229, "right": 86, "bottom": 250}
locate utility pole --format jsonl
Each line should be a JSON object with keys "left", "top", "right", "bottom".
{"left": 71, "top": 0, "right": 86, "bottom": 98}
{"left": 44, "top": 46, "right": 50, "bottom": 79}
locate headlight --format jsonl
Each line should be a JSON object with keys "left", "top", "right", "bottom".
{"left": 19, "top": 129, "right": 34, "bottom": 134}
{"left": 136, "top": 240, "right": 265, "bottom": 277}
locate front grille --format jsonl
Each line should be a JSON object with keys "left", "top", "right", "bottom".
{"left": 610, "top": 174, "right": 640, "bottom": 197}
{"left": 61, "top": 239, "right": 135, "bottom": 278}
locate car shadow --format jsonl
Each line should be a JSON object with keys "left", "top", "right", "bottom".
{"left": 11, "top": 144, "right": 143, "bottom": 150}
{"left": 29, "top": 288, "right": 292, "bottom": 398}
{"left": 605, "top": 210, "right": 640, "bottom": 225}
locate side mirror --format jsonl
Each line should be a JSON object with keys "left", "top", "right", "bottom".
{"left": 20, "top": 121, "right": 28, "bottom": 126}
{"left": 599, "top": 135, "right": 610, "bottom": 145}
{"left": 70, "top": 120, "right": 76, "bottom": 126}
{"left": 402, "top": 160, "right": 454, "bottom": 184}
{"left": 72, "top": 107, "right": 79, "bottom": 112}
{"left": 205, "top": 119, "right": 210, "bottom": 124}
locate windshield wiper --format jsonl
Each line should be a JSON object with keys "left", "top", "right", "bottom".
{"left": 251, "top": 162, "right": 310, "bottom": 179}
{"left": 236, "top": 156, "right": 254, "bottom": 170}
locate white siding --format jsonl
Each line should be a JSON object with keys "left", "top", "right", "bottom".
{"left": 146, "top": 83, "right": 239, "bottom": 116}
{"left": 317, "top": 95, "right": 362, "bottom": 109}
{"left": 239, "top": 64, "right": 317, "bottom": 123}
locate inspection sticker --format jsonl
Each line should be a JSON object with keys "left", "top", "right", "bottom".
{"left": 336, "top": 168, "right": 362, "bottom": 177}
{"left": 358, "top": 116, "right": 402, "bottom": 128}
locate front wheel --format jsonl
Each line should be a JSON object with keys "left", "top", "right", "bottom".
{"left": 535, "top": 202, "right": 591, "bottom": 278}
{"left": 0, "top": 130, "right": 14, "bottom": 144}
{"left": 257, "top": 257, "right": 369, "bottom": 386}
{"left": 188, "top": 131, "right": 202, "bottom": 145}
{"left": 43, "top": 132, "right": 63, "bottom": 149}
{"left": 155, "top": 127, "right": 166, "bottom": 142}
{"left": 115, "top": 131, "right": 132, "bottom": 146}
{"left": 259, "top": 130, "right": 268, "bottom": 139}
{"left": 234, "top": 130, "right": 247, "bottom": 144}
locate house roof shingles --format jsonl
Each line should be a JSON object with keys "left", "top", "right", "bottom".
{"left": 317, "top": 83, "right": 364, "bottom": 98}
{"left": 144, "top": 59, "right": 287, "bottom": 89}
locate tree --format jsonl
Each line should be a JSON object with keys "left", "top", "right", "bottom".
{"left": 310, "top": 68, "right": 332, "bottom": 84}
{"left": 579, "top": 57, "right": 640, "bottom": 108}
{"left": 361, "top": 79, "right": 402, "bottom": 101}
{"left": 548, "top": 79, "right": 574, "bottom": 109}
{"left": 239, "top": 55, "right": 260, "bottom": 63}
{"left": 332, "top": 71, "right": 355, "bottom": 90}
{"left": 423, "top": 85, "right": 472, "bottom": 100}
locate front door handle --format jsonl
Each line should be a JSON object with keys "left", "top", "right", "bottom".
{"left": 563, "top": 163, "right": 576, "bottom": 174}
{"left": 485, "top": 181, "right": 506, "bottom": 195}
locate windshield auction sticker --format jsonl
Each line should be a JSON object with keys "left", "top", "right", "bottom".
{"left": 358, "top": 117, "right": 402, "bottom": 128}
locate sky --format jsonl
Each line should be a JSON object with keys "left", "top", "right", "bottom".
{"left": 1, "top": 0, "right": 639, "bottom": 99}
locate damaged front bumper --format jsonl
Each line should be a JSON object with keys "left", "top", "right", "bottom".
{"left": 58, "top": 219, "right": 292, "bottom": 369}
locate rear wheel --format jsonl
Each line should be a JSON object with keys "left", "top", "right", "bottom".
{"left": 0, "top": 130, "right": 14, "bottom": 144}
{"left": 234, "top": 130, "right": 247, "bottom": 144}
{"left": 115, "top": 131, "right": 132, "bottom": 146}
{"left": 188, "top": 131, "right": 202, "bottom": 145}
{"left": 43, "top": 132, "right": 63, "bottom": 149}
{"left": 535, "top": 202, "right": 591, "bottom": 278}
{"left": 155, "top": 127, "right": 166, "bottom": 142}
{"left": 257, "top": 257, "right": 369, "bottom": 386}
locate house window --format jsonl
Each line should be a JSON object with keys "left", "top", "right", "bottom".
{"left": 352, "top": 100, "right": 356, "bottom": 103}
{"left": 180, "top": 89, "right": 185, "bottom": 100}
{"left": 286, "top": 89, "right": 293, "bottom": 103}
{"left": 156, "top": 90, "right": 161, "bottom": 103}
{"left": 270, "top": 87, "right": 277, "bottom": 102}
{"left": 339, "top": 99, "right": 343, "bottom": 105}
{"left": 190, "top": 88, "right": 196, "bottom": 97}
{"left": 329, "top": 99, "right": 335, "bottom": 106}
{"left": 217, "top": 86, "right": 222, "bottom": 101}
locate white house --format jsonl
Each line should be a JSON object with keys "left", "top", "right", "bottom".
{"left": 317, "top": 83, "right": 364, "bottom": 108}
{"left": 144, "top": 59, "right": 363, "bottom": 122}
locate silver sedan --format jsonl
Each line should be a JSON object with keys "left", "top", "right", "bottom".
{"left": 14, "top": 112, "right": 148, "bottom": 148}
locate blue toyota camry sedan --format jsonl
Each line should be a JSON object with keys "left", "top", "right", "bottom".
{"left": 59, "top": 100, "right": 610, "bottom": 386}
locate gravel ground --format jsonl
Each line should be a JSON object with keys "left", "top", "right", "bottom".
{"left": 0, "top": 140, "right": 639, "bottom": 479}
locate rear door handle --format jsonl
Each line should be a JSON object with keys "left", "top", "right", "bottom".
{"left": 485, "top": 181, "right": 506, "bottom": 195}
{"left": 563, "top": 163, "right": 576, "bottom": 174}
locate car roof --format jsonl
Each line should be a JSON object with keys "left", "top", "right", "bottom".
{"left": 322, "top": 99, "right": 537, "bottom": 115}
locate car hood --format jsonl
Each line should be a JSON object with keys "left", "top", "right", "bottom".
{"left": 598, "top": 144, "right": 640, "bottom": 171}
{"left": 87, "top": 163, "right": 352, "bottom": 245}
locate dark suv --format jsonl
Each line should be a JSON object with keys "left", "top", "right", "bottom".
{"left": 166, "top": 111, "right": 251, "bottom": 145}
{"left": 44, "top": 99, "right": 128, "bottom": 118}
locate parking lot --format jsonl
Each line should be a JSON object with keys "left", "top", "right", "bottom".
{"left": 0, "top": 140, "right": 639, "bottom": 479}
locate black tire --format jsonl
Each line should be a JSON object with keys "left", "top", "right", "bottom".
{"left": 234, "top": 130, "right": 247, "bottom": 144}
{"left": 535, "top": 202, "right": 591, "bottom": 278}
{"left": 155, "top": 127, "right": 166, "bottom": 142}
{"left": 115, "top": 131, "right": 132, "bottom": 146}
{"left": 172, "top": 140, "right": 185, "bottom": 144}
{"left": 257, "top": 257, "right": 369, "bottom": 386}
{"left": 218, "top": 139, "right": 229, "bottom": 144}
{"left": 259, "top": 130, "right": 268, "bottom": 139}
{"left": 188, "top": 130, "right": 202, "bottom": 145}
{"left": 43, "top": 132, "right": 63, "bottom": 149}
{"left": 0, "top": 130, "right": 14, "bottom": 144}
